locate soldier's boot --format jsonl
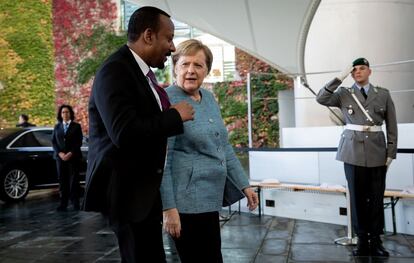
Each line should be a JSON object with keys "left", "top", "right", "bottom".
{"left": 370, "top": 236, "right": 389, "bottom": 257}
{"left": 352, "top": 235, "right": 369, "bottom": 257}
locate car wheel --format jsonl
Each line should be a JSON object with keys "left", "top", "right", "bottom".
{"left": 0, "top": 168, "right": 30, "bottom": 202}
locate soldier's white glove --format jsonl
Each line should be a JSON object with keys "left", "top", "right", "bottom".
{"left": 337, "top": 65, "right": 354, "bottom": 82}
{"left": 385, "top": 157, "right": 393, "bottom": 167}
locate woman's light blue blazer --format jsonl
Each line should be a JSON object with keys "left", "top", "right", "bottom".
{"left": 160, "top": 85, "right": 250, "bottom": 213}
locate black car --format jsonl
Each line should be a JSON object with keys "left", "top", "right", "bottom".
{"left": 0, "top": 127, "right": 87, "bottom": 202}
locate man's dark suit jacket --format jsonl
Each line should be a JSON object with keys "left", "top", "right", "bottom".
{"left": 52, "top": 121, "right": 83, "bottom": 161}
{"left": 83, "top": 45, "right": 183, "bottom": 223}
{"left": 16, "top": 122, "right": 35, "bottom": 128}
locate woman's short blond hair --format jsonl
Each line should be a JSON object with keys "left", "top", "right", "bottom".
{"left": 172, "top": 39, "right": 213, "bottom": 74}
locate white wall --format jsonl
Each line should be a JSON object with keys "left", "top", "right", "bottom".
{"left": 250, "top": 124, "right": 414, "bottom": 188}
{"left": 247, "top": 124, "right": 414, "bottom": 234}
{"left": 298, "top": 0, "right": 414, "bottom": 127}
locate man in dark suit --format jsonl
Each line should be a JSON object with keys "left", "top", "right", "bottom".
{"left": 16, "top": 114, "right": 35, "bottom": 127}
{"left": 52, "top": 105, "right": 83, "bottom": 211}
{"left": 83, "top": 6, "right": 194, "bottom": 263}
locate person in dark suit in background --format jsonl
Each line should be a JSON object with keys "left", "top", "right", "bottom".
{"left": 16, "top": 114, "right": 35, "bottom": 127}
{"left": 52, "top": 104, "right": 83, "bottom": 212}
{"left": 83, "top": 6, "right": 194, "bottom": 263}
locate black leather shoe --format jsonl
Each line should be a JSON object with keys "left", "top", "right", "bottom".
{"left": 353, "top": 235, "right": 370, "bottom": 257}
{"left": 352, "top": 246, "right": 370, "bottom": 257}
{"left": 371, "top": 246, "right": 389, "bottom": 257}
{"left": 370, "top": 238, "right": 389, "bottom": 257}
{"left": 56, "top": 206, "right": 67, "bottom": 212}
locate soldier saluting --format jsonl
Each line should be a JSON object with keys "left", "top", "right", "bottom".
{"left": 316, "top": 58, "right": 398, "bottom": 258}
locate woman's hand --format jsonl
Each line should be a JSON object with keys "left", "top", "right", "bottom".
{"left": 64, "top": 152, "right": 73, "bottom": 161}
{"left": 58, "top": 152, "right": 66, "bottom": 160}
{"left": 163, "top": 208, "right": 181, "bottom": 238}
{"left": 243, "top": 187, "right": 259, "bottom": 211}
{"left": 59, "top": 152, "right": 72, "bottom": 161}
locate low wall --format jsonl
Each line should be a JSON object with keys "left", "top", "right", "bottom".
{"left": 245, "top": 124, "right": 414, "bottom": 234}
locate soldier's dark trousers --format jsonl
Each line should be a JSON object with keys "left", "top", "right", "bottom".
{"left": 344, "top": 163, "right": 387, "bottom": 236}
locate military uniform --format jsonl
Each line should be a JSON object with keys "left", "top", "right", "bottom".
{"left": 316, "top": 77, "right": 398, "bottom": 254}
{"left": 317, "top": 78, "right": 398, "bottom": 166}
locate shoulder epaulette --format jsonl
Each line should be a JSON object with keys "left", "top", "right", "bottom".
{"left": 375, "top": 86, "right": 388, "bottom": 91}
{"left": 344, "top": 86, "right": 354, "bottom": 93}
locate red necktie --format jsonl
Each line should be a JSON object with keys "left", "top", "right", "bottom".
{"left": 147, "top": 70, "right": 171, "bottom": 111}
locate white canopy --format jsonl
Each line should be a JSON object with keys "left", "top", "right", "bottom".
{"left": 131, "top": 0, "right": 321, "bottom": 75}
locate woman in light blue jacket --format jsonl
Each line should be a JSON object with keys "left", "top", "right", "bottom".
{"left": 160, "top": 39, "right": 258, "bottom": 263}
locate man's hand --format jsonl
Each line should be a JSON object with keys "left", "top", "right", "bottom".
{"left": 163, "top": 208, "right": 181, "bottom": 238}
{"left": 243, "top": 187, "right": 259, "bottom": 211}
{"left": 170, "top": 101, "right": 194, "bottom": 122}
{"left": 337, "top": 65, "right": 354, "bottom": 82}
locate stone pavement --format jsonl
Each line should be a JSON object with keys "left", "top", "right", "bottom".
{"left": 1, "top": 189, "right": 413, "bottom": 262}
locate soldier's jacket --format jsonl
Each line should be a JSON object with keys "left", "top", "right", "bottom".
{"left": 316, "top": 78, "right": 398, "bottom": 167}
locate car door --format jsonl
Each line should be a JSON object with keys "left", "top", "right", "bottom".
{"left": 9, "top": 129, "right": 57, "bottom": 186}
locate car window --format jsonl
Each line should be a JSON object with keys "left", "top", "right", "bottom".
{"left": 11, "top": 130, "right": 53, "bottom": 147}
{"left": 33, "top": 130, "right": 53, "bottom": 147}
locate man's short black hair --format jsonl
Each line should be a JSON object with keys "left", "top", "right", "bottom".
{"left": 19, "top": 114, "right": 29, "bottom": 122}
{"left": 127, "top": 6, "right": 171, "bottom": 42}
{"left": 57, "top": 104, "right": 75, "bottom": 122}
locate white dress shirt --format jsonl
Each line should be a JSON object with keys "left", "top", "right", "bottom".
{"left": 129, "top": 48, "right": 162, "bottom": 110}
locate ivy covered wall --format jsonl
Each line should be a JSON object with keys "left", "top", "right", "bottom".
{"left": 1, "top": 0, "right": 291, "bottom": 144}
{"left": 0, "top": 0, "right": 55, "bottom": 127}
{"left": 52, "top": 0, "right": 121, "bottom": 133}
{"left": 213, "top": 49, "right": 293, "bottom": 148}
{"left": 0, "top": 0, "right": 122, "bottom": 130}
